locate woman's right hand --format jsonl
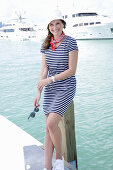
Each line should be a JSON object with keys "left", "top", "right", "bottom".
{"left": 33, "top": 92, "right": 41, "bottom": 108}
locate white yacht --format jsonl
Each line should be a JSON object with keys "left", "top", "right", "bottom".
{"left": 0, "top": 14, "right": 41, "bottom": 41}
{"left": 64, "top": 12, "right": 113, "bottom": 40}
{"left": 0, "top": 23, "right": 37, "bottom": 41}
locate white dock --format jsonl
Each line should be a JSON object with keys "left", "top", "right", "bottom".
{"left": 0, "top": 115, "right": 75, "bottom": 170}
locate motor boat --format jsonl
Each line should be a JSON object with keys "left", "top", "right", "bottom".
{"left": 63, "top": 12, "right": 113, "bottom": 39}
{"left": 0, "top": 22, "right": 37, "bottom": 41}
{"left": 0, "top": 13, "right": 44, "bottom": 41}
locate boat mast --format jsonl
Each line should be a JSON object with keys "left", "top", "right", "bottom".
{"left": 73, "top": 0, "right": 75, "bottom": 7}
{"left": 56, "top": 0, "right": 59, "bottom": 10}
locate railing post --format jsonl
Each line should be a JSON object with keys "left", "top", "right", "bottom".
{"left": 58, "top": 101, "right": 78, "bottom": 169}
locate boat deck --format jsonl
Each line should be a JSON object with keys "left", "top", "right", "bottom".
{"left": 0, "top": 115, "right": 75, "bottom": 170}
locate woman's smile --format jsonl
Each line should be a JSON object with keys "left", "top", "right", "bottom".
{"left": 49, "top": 19, "right": 64, "bottom": 38}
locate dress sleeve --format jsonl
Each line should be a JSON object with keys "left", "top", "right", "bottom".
{"left": 40, "top": 48, "right": 45, "bottom": 54}
{"left": 40, "top": 43, "right": 46, "bottom": 53}
{"left": 68, "top": 37, "right": 78, "bottom": 52}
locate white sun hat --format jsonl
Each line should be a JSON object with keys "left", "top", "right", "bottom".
{"left": 45, "top": 9, "right": 65, "bottom": 26}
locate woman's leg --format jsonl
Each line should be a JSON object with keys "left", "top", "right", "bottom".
{"left": 46, "top": 112, "right": 62, "bottom": 160}
{"left": 45, "top": 115, "right": 54, "bottom": 170}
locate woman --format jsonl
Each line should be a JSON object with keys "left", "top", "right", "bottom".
{"left": 34, "top": 11, "right": 78, "bottom": 170}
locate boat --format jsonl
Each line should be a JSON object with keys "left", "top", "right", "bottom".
{"left": 0, "top": 23, "right": 37, "bottom": 41}
{"left": 0, "top": 13, "right": 46, "bottom": 41}
{"left": 63, "top": 11, "right": 113, "bottom": 40}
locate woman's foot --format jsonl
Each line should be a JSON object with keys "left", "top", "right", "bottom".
{"left": 43, "top": 167, "right": 53, "bottom": 170}
{"left": 53, "top": 157, "right": 64, "bottom": 170}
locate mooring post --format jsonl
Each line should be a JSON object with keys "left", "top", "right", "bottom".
{"left": 59, "top": 101, "right": 78, "bottom": 169}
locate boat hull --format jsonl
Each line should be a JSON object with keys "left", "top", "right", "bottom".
{"left": 65, "top": 22, "right": 113, "bottom": 40}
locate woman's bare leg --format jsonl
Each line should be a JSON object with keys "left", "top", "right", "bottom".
{"left": 45, "top": 115, "right": 54, "bottom": 170}
{"left": 46, "top": 113, "right": 62, "bottom": 160}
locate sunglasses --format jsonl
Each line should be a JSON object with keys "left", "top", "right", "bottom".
{"left": 28, "top": 107, "right": 39, "bottom": 119}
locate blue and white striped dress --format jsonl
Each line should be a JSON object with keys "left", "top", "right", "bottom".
{"left": 41, "top": 35, "right": 78, "bottom": 116}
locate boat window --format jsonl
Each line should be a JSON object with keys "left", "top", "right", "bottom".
{"left": 4, "top": 29, "right": 15, "bottom": 32}
{"left": 79, "top": 23, "right": 83, "bottom": 26}
{"left": 73, "top": 24, "right": 78, "bottom": 27}
{"left": 63, "top": 15, "right": 68, "bottom": 19}
{"left": 75, "top": 13, "right": 97, "bottom": 17}
{"left": 84, "top": 23, "right": 88, "bottom": 26}
{"left": 95, "top": 22, "right": 101, "bottom": 24}
{"left": 19, "top": 28, "right": 28, "bottom": 31}
{"left": 111, "top": 28, "right": 113, "bottom": 33}
{"left": 72, "top": 14, "right": 76, "bottom": 17}
{"left": 28, "top": 27, "right": 34, "bottom": 31}
{"left": 90, "top": 22, "right": 94, "bottom": 25}
{"left": 65, "top": 15, "right": 68, "bottom": 19}
{"left": 96, "top": 22, "right": 101, "bottom": 24}
{"left": 19, "top": 27, "right": 34, "bottom": 31}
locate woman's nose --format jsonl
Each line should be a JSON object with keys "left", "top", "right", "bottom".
{"left": 53, "top": 25, "right": 57, "bottom": 29}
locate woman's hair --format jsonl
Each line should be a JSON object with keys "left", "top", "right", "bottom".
{"left": 42, "top": 19, "right": 66, "bottom": 50}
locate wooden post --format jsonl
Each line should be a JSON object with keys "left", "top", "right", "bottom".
{"left": 58, "top": 101, "right": 78, "bottom": 169}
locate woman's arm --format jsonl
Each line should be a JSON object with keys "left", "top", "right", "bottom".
{"left": 34, "top": 53, "right": 48, "bottom": 107}
{"left": 37, "top": 53, "right": 48, "bottom": 93}
{"left": 39, "top": 53, "right": 48, "bottom": 81}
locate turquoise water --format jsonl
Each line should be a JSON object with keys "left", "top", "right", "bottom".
{"left": 0, "top": 39, "right": 113, "bottom": 170}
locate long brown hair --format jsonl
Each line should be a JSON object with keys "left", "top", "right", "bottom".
{"left": 42, "top": 19, "right": 66, "bottom": 50}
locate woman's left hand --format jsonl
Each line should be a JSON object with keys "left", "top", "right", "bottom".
{"left": 37, "top": 79, "right": 48, "bottom": 90}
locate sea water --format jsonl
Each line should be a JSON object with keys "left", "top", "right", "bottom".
{"left": 0, "top": 39, "right": 113, "bottom": 170}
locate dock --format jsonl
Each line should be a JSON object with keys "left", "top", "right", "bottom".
{"left": 0, "top": 115, "right": 75, "bottom": 170}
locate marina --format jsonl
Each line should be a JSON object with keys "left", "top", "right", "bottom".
{"left": 0, "top": 39, "right": 113, "bottom": 170}
{"left": 0, "top": 10, "right": 113, "bottom": 41}
{"left": 0, "top": 1, "right": 113, "bottom": 169}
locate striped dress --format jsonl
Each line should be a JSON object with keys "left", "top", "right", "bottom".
{"left": 41, "top": 35, "right": 78, "bottom": 116}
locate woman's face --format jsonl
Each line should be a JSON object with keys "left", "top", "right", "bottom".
{"left": 48, "top": 19, "right": 64, "bottom": 37}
